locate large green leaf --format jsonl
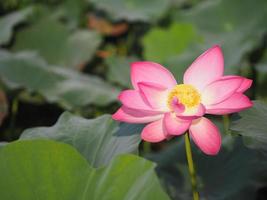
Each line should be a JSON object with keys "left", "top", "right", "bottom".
{"left": 12, "top": 17, "right": 101, "bottom": 67}
{"left": 0, "top": 7, "right": 32, "bottom": 45}
{"left": 142, "top": 23, "right": 200, "bottom": 64}
{"left": 231, "top": 101, "right": 267, "bottom": 153}
{"left": 90, "top": 0, "right": 170, "bottom": 22}
{"left": 0, "top": 140, "right": 170, "bottom": 200}
{"left": 166, "top": 0, "right": 267, "bottom": 80}
{"left": 0, "top": 51, "right": 119, "bottom": 109}
{"left": 21, "top": 112, "right": 143, "bottom": 167}
{"left": 147, "top": 135, "right": 265, "bottom": 200}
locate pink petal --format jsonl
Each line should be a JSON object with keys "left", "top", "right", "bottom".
{"left": 189, "top": 117, "right": 221, "bottom": 155}
{"left": 141, "top": 119, "right": 167, "bottom": 142}
{"left": 176, "top": 104, "right": 206, "bottom": 120}
{"left": 205, "top": 93, "right": 253, "bottom": 115}
{"left": 201, "top": 76, "right": 243, "bottom": 105}
{"left": 163, "top": 113, "right": 191, "bottom": 135}
{"left": 118, "top": 90, "right": 154, "bottom": 111}
{"left": 237, "top": 78, "right": 252, "bottom": 93}
{"left": 131, "top": 61, "right": 177, "bottom": 89}
{"left": 218, "top": 75, "right": 252, "bottom": 93}
{"left": 112, "top": 106, "right": 163, "bottom": 123}
{"left": 183, "top": 45, "right": 224, "bottom": 91}
{"left": 138, "top": 82, "right": 169, "bottom": 110}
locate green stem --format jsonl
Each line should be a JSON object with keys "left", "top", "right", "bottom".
{"left": 7, "top": 97, "right": 19, "bottom": 140}
{"left": 143, "top": 141, "right": 151, "bottom": 154}
{"left": 185, "top": 132, "right": 199, "bottom": 200}
{"left": 223, "top": 115, "right": 230, "bottom": 134}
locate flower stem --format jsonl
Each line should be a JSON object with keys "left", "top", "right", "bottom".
{"left": 223, "top": 115, "right": 230, "bottom": 134}
{"left": 185, "top": 132, "right": 199, "bottom": 200}
{"left": 143, "top": 141, "right": 151, "bottom": 154}
{"left": 7, "top": 97, "right": 19, "bottom": 141}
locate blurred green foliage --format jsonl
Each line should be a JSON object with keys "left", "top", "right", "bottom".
{"left": 1, "top": 0, "right": 267, "bottom": 199}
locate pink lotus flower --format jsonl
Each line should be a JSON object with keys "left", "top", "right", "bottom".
{"left": 112, "top": 45, "right": 253, "bottom": 155}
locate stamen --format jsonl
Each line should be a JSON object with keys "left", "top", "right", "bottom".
{"left": 168, "top": 84, "right": 201, "bottom": 110}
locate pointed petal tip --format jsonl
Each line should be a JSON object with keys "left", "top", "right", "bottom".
{"left": 117, "top": 91, "right": 123, "bottom": 101}
{"left": 112, "top": 110, "right": 121, "bottom": 121}
{"left": 205, "top": 92, "right": 253, "bottom": 115}
{"left": 212, "top": 44, "right": 222, "bottom": 50}
{"left": 237, "top": 78, "right": 253, "bottom": 93}
{"left": 204, "top": 145, "right": 221, "bottom": 156}
{"left": 130, "top": 61, "right": 177, "bottom": 89}
{"left": 207, "top": 45, "right": 223, "bottom": 55}
{"left": 183, "top": 45, "right": 224, "bottom": 91}
{"left": 205, "top": 44, "right": 224, "bottom": 61}
{"left": 202, "top": 76, "right": 244, "bottom": 105}
{"left": 131, "top": 61, "right": 156, "bottom": 67}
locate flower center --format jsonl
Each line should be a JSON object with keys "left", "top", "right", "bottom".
{"left": 167, "top": 84, "right": 201, "bottom": 109}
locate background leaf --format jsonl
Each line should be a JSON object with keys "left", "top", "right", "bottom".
{"left": 106, "top": 55, "right": 138, "bottom": 88}
{"left": 231, "top": 101, "right": 267, "bottom": 154}
{"left": 0, "top": 51, "right": 119, "bottom": 109}
{"left": 166, "top": 0, "right": 267, "bottom": 79}
{"left": 142, "top": 23, "right": 200, "bottom": 64}
{"left": 90, "top": 0, "right": 171, "bottom": 22}
{"left": 12, "top": 17, "right": 101, "bottom": 67}
{"left": 21, "top": 112, "right": 143, "bottom": 167}
{"left": 0, "top": 7, "right": 32, "bottom": 45}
